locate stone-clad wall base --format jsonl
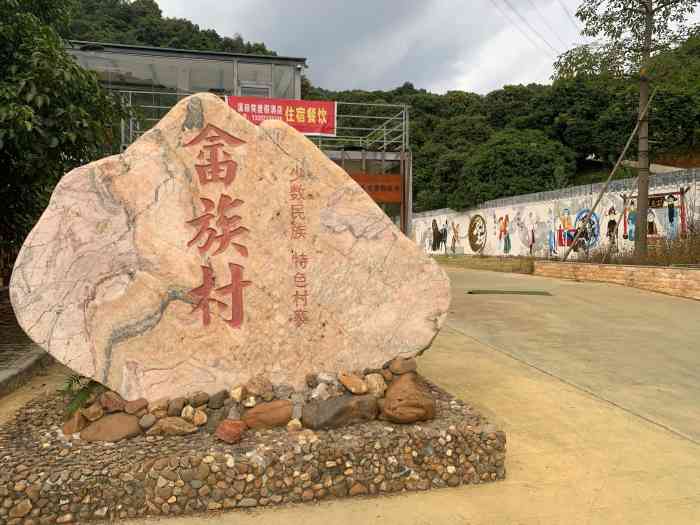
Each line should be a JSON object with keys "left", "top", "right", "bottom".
{"left": 0, "top": 383, "right": 506, "bottom": 524}
{"left": 534, "top": 261, "right": 700, "bottom": 301}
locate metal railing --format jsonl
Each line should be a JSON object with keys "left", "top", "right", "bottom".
{"left": 112, "top": 89, "right": 409, "bottom": 154}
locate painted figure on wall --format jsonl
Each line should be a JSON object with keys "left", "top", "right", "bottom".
{"left": 627, "top": 200, "right": 637, "bottom": 241}
{"left": 647, "top": 208, "right": 657, "bottom": 236}
{"left": 469, "top": 214, "right": 487, "bottom": 253}
{"left": 440, "top": 221, "right": 449, "bottom": 254}
{"left": 431, "top": 219, "right": 440, "bottom": 252}
{"left": 606, "top": 206, "right": 618, "bottom": 247}
{"left": 666, "top": 193, "right": 679, "bottom": 239}
{"left": 558, "top": 208, "right": 576, "bottom": 247}
{"left": 450, "top": 221, "right": 460, "bottom": 254}
{"left": 572, "top": 209, "right": 600, "bottom": 252}
{"left": 498, "top": 214, "right": 511, "bottom": 254}
{"left": 547, "top": 208, "right": 557, "bottom": 256}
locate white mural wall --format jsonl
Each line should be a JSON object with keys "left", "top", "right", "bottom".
{"left": 412, "top": 170, "right": 699, "bottom": 259}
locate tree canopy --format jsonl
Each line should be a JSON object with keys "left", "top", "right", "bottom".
{"left": 0, "top": 0, "right": 127, "bottom": 265}
{"left": 65, "top": 0, "right": 275, "bottom": 54}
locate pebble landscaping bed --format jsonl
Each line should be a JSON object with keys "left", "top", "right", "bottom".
{"left": 0, "top": 380, "right": 506, "bottom": 524}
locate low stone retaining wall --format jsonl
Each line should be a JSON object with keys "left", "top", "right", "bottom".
{"left": 0, "top": 382, "right": 506, "bottom": 524}
{"left": 534, "top": 261, "right": 700, "bottom": 301}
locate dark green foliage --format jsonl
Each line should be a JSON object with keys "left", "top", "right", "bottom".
{"left": 450, "top": 129, "right": 576, "bottom": 210}
{"left": 65, "top": 0, "right": 275, "bottom": 55}
{"left": 0, "top": 0, "right": 128, "bottom": 274}
{"left": 59, "top": 374, "right": 102, "bottom": 415}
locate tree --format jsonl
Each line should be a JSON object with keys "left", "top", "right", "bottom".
{"left": 559, "top": 0, "right": 697, "bottom": 256}
{"left": 450, "top": 129, "right": 576, "bottom": 210}
{"left": 0, "top": 0, "right": 128, "bottom": 276}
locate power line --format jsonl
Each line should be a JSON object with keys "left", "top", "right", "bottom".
{"left": 524, "top": 0, "right": 569, "bottom": 49}
{"left": 557, "top": 0, "right": 582, "bottom": 33}
{"left": 501, "top": 0, "right": 562, "bottom": 56}
{"left": 487, "top": 0, "right": 556, "bottom": 59}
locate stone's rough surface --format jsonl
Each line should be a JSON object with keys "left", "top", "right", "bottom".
{"left": 62, "top": 411, "right": 87, "bottom": 436}
{"left": 146, "top": 417, "right": 197, "bottom": 436}
{"left": 138, "top": 413, "right": 156, "bottom": 430}
{"left": 382, "top": 372, "right": 436, "bottom": 424}
{"left": 242, "top": 400, "right": 293, "bottom": 429}
{"left": 215, "top": 420, "right": 247, "bottom": 444}
{"left": 302, "top": 394, "right": 378, "bottom": 430}
{"left": 80, "top": 413, "right": 141, "bottom": 442}
{"left": 82, "top": 402, "right": 104, "bottom": 422}
{"left": 389, "top": 357, "right": 417, "bottom": 375}
{"left": 365, "top": 373, "right": 388, "bottom": 398}
{"left": 9, "top": 92, "right": 450, "bottom": 401}
{"left": 99, "top": 391, "right": 125, "bottom": 413}
{"left": 124, "top": 398, "right": 148, "bottom": 414}
{"left": 207, "top": 390, "right": 228, "bottom": 410}
{"left": 337, "top": 372, "right": 368, "bottom": 395}
{"left": 189, "top": 392, "right": 209, "bottom": 408}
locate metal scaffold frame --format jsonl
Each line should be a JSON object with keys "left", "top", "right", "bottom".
{"left": 113, "top": 89, "right": 412, "bottom": 232}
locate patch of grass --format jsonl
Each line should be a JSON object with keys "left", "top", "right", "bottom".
{"left": 434, "top": 255, "right": 535, "bottom": 274}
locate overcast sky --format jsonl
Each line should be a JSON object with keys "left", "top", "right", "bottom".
{"left": 157, "top": 0, "right": 699, "bottom": 95}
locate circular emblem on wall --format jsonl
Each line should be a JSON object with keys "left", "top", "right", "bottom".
{"left": 468, "top": 215, "right": 487, "bottom": 253}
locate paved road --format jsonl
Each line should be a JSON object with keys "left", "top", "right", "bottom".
{"left": 444, "top": 268, "right": 700, "bottom": 444}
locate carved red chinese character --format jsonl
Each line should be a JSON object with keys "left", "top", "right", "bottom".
{"left": 292, "top": 252, "right": 309, "bottom": 270}
{"left": 293, "top": 288, "right": 308, "bottom": 309}
{"left": 216, "top": 263, "right": 252, "bottom": 329}
{"left": 293, "top": 309, "right": 308, "bottom": 327}
{"left": 187, "top": 195, "right": 249, "bottom": 257}
{"left": 185, "top": 124, "right": 246, "bottom": 186}
{"left": 291, "top": 222, "right": 306, "bottom": 240}
{"left": 289, "top": 182, "right": 304, "bottom": 200}
{"left": 189, "top": 265, "right": 226, "bottom": 326}
{"left": 290, "top": 204, "right": 305, "bottom": 222}
{"left": 294, "top": 272, "right": 307, "bottom": 288}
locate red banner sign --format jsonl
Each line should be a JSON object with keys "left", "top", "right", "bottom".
{"left": 227, "top": 96, "right": 337, "bottom": 136}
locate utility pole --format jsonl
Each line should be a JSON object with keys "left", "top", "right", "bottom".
{"left": 635, "top": 0, "right": 654, "bottom": 257}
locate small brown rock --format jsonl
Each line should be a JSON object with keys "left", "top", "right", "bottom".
{"left": 302, "top": 394, "right": 377, "bottom": 430}
{"left": 380, "top": 368, "right": 394, "bottom": 383}
{"left": 9, "top": 499, "right": 32, "bottom": 518}
{"left": 215, "top": 420, "right": 247, "bottom": 444}
{"left": 349, "top": 483, "right": 368, "bottom": 496}
{"left": 245, "top": 374, "right": 274, "bottom": 400}
{"left": 124, "top": 398, "right": 148, "bottom": 414}
{"left": 149, "top": 397, "right": 169, "bottom": 412}
{"left": 80, "top": 413, "right": 142, "bottom": 442}
{"left": 189, "top": 391, "right": 209, "bottom": 407}
{"left": 139, "top": 413, "right": 156, "bottom": 430}
{"left": 365, "top": 373, "right": 388, "bottom": 397}
{"left": 193, "top": 409, "right": 207, "bottom": 427}
{"left": 82, "top": 403, "right": 104, "bottom": 422}
{"left": 381, "top": 372, "right": 435, "bottom": 423}
{"left": 146, "top": 417, "right": 197, "bottom": 436}
{"left": 168, "top": 397, "right": 187, "bottom": 416}
{"left": 337, "top": 372, "right": 368, "bottom": 395}
{"left": 181, "top": 405, "right": 195, "bottom": 422}
{"left": 208, "top": 390, "right": 228, "bottom": 409}
{"left": 388, "top": 357, "right": 417, "bottom": 375}
{"left": 99, "top": 391, "right": 125, "bottom": 413}
{"left": 243, "top": 400, "right": 292, "bottom": 429}
{"left": 230, "top": 386, "right": 245, "bottom": 402}
{"left": 62, "top": 411, "right": 87, "bottom": 436}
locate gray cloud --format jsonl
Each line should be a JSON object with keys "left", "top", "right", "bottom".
{"left": 156, "top": 0, "right": 698, "bottom": 94}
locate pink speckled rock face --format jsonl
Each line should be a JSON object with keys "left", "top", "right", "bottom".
{"left": 9, "top": 93, "right": 450, "bottom": 401}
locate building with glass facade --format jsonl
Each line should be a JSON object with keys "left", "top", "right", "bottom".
{"left": 67, "top": 41, "right": 306, "bottom": 98}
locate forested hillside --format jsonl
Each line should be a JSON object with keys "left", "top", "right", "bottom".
{"left": 66, "top": 0, "right": 700, "bottom": 212}
{"left": 65, "top": 0, "right": 274, "bottom": 55}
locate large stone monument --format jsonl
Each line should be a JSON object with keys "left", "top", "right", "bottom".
{"left": 10, "top": 93, "right": 450, "bottom": 401}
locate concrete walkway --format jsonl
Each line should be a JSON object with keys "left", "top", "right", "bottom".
{"left": 3, "top": 267, "right": 700, "bottom": 523}
{"left": 0, "top": 288, "right": 50, "bottom": 397}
